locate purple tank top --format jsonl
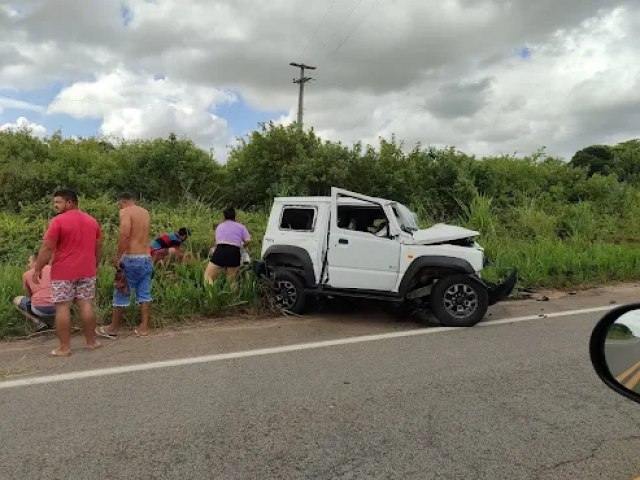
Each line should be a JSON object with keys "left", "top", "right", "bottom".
{"left": 215, "top": 221, "right": 250, "bottom": 246}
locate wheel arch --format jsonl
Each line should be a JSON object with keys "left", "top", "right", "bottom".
{"left": 264, "top": 245, "right": 316, "bottom": 286}
{"left": 399, "top": 256, "right": 476, "bottom": 297}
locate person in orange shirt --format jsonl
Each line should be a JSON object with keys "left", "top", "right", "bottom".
{"left": 13, "top": 252, "right": 56, "bottom": 332}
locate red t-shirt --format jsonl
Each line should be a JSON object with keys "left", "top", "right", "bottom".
{"left": 43, "top": 210, "right": 102, "bottom": 281}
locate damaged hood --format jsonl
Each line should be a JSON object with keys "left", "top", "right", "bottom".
{"left": 411, "top": 224, "right": 479, "bottom": 245}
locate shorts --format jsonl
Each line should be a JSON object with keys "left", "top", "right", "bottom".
{"left": 150, "top": 248, "right": 167, "bottom": 261}
{"left": 210, "top": 244, "right": 241, "bottom": 268}
{"left": 17, "top": 297, "right": 56, "bottom": 318}
{"left": 51, "top": 277, "right": 97, "bottom": 303}
{"left": 150, "top": 246, "right": 180, "bottom": 261}
{"left": 113, "top": 254, "right": 153, "bottom": 307}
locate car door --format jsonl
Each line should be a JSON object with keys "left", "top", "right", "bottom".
{"left": 327, "top": 188, "right": 401, "bottom": 291}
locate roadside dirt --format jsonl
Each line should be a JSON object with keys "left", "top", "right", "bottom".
{"left": 1, "top": 282, "right": 639, "bottom": 381}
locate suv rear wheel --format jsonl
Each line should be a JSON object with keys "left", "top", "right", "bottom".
{"left": 431, "top": 274, "right": 488, "bottom": 327}
{"left": 273, "top": 270, "right": 307, "bottom": 314}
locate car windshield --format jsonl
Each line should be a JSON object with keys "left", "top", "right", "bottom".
{"left": 392, "top": 202, "right": 419, "bottom": 233}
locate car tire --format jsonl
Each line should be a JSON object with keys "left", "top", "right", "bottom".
{"left": 273, "top": 270, "right": 307, "bottom": 314}
{"left": 431, "top": 274, "right": 488, "bottom": 327}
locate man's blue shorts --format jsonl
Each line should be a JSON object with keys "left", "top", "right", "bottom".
{"left": 113, "top": 254, "right": 153, "bottom": 307}
{"left": 18, "top": 297, "right": 56, "bottom": 317}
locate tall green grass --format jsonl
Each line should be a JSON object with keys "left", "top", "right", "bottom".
{"left": 0, "top": 200, "right": 269, "bottom": 339}
{"left": 0, "top": 260, "right": 264, "bottom": 339}
{"left": 482, "top": 238, "right": 640, "bottom": 287}
{"left": 459, "top": 192, "right": 640, "bottom": 287}
{"left": 0, "top": 264, "right": 29, "bottom": 338}
{"left": 3, "top": 195, "right": 640, "bottom": 338}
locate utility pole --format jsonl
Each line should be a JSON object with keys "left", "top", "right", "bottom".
{"left": 289, "top": 62, "right": 316, "bottom": 129}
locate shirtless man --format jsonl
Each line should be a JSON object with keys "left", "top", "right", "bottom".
{"left": 97, "top": 192, "right": 153, "bottom": 338}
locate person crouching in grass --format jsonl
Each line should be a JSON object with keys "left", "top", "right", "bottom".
{"left": 13, "top": 252, "right": 56, "bottom": 332}
{"left": 150, "top": 227, "right": 191, "bottom": 263}
{"left": 204, "top": 207, "right": 251, "bottom": 290}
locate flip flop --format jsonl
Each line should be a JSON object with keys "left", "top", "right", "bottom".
{"left": 51, "top": 348, "right": 72, "bottom": 357}
{"left": 134, "top": 328, "right": 149, "bottom": 337}
{"left": 86, "top": 340, "right": 101, "bottom": 350}
{"left": 96, "top": 326, "right": 117, "bottom": 339}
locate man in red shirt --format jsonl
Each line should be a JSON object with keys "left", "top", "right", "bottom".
{"left": 33, "top": 189, "right": 102, "bottom": 357}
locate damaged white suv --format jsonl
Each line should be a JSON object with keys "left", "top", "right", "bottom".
{"left": 254, "top": 188, "right": 516, "bottom": 327}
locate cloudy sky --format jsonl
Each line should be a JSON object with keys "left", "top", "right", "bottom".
{"left": 615, "top": 310, "right": 640, "bottom": 337}
{"left": 0, "top": 0, "right": 639, "bottom": 161}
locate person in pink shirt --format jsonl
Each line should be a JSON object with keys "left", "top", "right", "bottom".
{"left": 13, "top": 252, "right": 56, "bottom": 332}
{"left": 33, "top": 189, "right": 102, "bottom": 357}
{"left": 204, "top": 207, "right": 251, "bottom": 288}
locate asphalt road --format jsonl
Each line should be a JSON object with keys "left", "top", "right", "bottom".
{"left": 605, "top": 339, "right": 640, "bottom": 393}
{"left": 2, "top": 312, "right": 640, "bottom": 480}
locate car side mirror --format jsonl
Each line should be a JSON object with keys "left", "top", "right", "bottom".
{"left": 590, "top": 303, "right": 640, "bottom": 404}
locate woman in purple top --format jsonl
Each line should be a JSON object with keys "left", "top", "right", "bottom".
{"left": 204, "top": 207, "right": 251, "bottom": 287}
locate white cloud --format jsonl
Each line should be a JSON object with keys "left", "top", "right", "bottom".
{"left": 0, "top": 0, "right": 639, "bottom": 158}
{"left": 0, "top": 97, "right": 43, "bottom": 114}
{"left": 48, "top": 69, "right": 236, "bottom": 159}
{"left": 309, "top": 4, "right": 640, "bottom": 158}
{"left": 615, "top": 311, "right": 640, "bottom": 337}
{"left": 0, "top": 4, "right": 21, "bottom": 19}
{"left": 0, "top": 116, "right": 46, "bottom": 137}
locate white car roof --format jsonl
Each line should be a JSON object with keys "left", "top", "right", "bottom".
{"left": 274, "top": 195, "right": 419, "bottom": 230}
{"left": 274, "top": 196, "right": 389, "bottom": 206}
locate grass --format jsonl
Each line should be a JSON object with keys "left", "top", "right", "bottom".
{"left": 482, "top": 238, "right": 640, "bottom": 288}
{"left": 0, "top": 259, "right": 265, "bottom": 339}
{"left": 0, "top": 264, "right": 30, "bottom": 338}
{"left": 606, "top": 330, "right": 634, "bottom": 341}
{"left": 607, "top": 323, "right": 636, "bottom": 340}
{"left": 0, "top": 199, "right": 269, "bottom": 339}
{"left": 2, "top": 195, "right": 640, "bottom": 338}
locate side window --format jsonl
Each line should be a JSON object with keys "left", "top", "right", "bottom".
{"left": 337, "top": 205, "right": 391, "bottom": 237}
{"left": 336, "top": 206, "right": 356, "bottom": 230}
{"left": 279, "top": 207, "right": 316, "bottom": 231}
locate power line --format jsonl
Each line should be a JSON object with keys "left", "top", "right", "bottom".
{"left": 299, "top": 0, "right": 338, "bottom": 59}
{"left": 320, "top": 0, "right": 365, "bottom": 53}
{"left": 329, "top": 0, "right": 381, "bottom": 57}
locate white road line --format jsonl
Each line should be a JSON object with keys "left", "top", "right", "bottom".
{"left": 478, "top": 305, "right": 615, "bottom": 327}
{"left": 0, "top": 304, "right": 617, "bottom": 390}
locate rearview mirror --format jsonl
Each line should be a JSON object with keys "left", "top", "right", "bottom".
{"left": 590, "top": 303, "right": 640, "bottom": 404}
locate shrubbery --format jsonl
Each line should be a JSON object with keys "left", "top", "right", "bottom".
{"left": 1, "top": 123, "right": 640, "bottom": 338}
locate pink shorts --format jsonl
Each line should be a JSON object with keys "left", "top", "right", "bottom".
{"left": 51, "top": 277, "right": 97, "bottom": 303}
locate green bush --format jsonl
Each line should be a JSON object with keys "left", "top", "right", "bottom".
{"left": 2, "top": 126, "right": 640, "bottom": 338}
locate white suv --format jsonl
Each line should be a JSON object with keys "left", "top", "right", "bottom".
{"left": 254, "top": 188, "right": 516, "bottom": 327}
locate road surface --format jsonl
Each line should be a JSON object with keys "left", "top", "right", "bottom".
{"left": 2, "top": 307, "right": 640, "bottom": 479}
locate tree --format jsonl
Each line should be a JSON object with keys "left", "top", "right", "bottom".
{"left": 224, "top": 122, "right": 324, "bottom": 207}
{"left": 607, "top": 323, "right": 634, "bottom": 340}
{"left": 570, "top": 145, "right": 614, "bottom": 177}
{"left": 611, "top": 140, "right": 640, "bottom": 184}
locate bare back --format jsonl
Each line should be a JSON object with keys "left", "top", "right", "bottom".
{"left": 120, "top": 205, "right": 151, "bottom": 255}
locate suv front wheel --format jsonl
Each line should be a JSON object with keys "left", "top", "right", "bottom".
{"left": 431, "top": 274, "right": 489, "bottom": 327}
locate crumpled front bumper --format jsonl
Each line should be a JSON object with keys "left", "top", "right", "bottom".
{"left": 486, "top": 268, "right": 517, "bottom": 305}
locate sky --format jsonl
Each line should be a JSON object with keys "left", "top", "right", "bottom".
{"left": 616, "top": 311, "right": 640, "bottom": 337}
{"left": 0, "top": 0, "right": 639, "bottom": 161}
